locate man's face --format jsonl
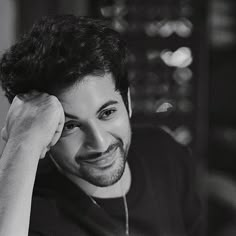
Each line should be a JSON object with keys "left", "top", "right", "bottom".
{"left": 50, "top": 73, "right": 132, "bottom": 187}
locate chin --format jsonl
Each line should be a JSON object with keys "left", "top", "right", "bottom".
{"left": 79, "top": 157, "right": 126, "bottom": 187}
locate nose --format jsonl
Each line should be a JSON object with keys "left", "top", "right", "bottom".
{"left": 84, "top": 121, "right": 109, "bottom": 153}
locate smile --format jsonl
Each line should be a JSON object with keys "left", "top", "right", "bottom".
{"left": 81, "top": 146, "right": 118, "bottom": 168}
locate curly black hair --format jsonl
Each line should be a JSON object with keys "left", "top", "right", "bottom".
{"left": 0, "top": 15, "right": 129, "bottom": 107}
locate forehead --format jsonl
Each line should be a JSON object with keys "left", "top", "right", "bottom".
{"left": 56, "top": 73, "right": 123, "bottom": 116}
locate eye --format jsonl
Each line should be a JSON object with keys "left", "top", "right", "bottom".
{"left": 62, "top": 121, "right": 81, "bottom": 136}
{"left": 64, "top": 123, "right": 78, "bottom": 130}
{"left": 99, "top": 108, "right": 116, "bottom": 120}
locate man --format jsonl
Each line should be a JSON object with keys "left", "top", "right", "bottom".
{"left": 0, "top": 15, "right": 203, "bottom": 236}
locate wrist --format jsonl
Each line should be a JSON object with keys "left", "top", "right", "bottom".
{"left": 7, "top": 132, "right": 46, "bottom": 151}
{"left": 0, "top": 139, "right": 41, "bottom": 177}
{"left": 5, "top": 137, "right": 43, "bottom": 161}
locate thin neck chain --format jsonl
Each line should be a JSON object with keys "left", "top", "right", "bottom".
{"left": 122, "top": 194, "right": 129, "bottom": 235}
{"left": 88, "top": 194, "right": 129, "bottom": 236}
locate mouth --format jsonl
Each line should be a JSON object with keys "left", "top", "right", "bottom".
{"left": 80, "top": 146, "right": 119, "bottom": 168}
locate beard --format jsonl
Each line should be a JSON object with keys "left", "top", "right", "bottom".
{"left": 50, "top": 122, "right": 132, "bottom": 188}
{"left": 77, "top": 138, "right": 130, "bottom": 187}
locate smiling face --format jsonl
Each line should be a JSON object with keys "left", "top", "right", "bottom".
{"left": 49, "top": 73, "right": 132, "bottom": 187}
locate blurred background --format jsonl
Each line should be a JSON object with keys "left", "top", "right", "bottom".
{"left": 0, "top": 0, "right": 236, "bottom": 235}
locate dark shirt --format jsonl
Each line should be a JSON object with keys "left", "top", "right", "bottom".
{"left": 29, "top": 127, "right": 204, "bottom": 236}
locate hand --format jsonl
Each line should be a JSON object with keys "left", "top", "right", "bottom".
{"left": 1, "top": 91, "right": 65, "bottom": 159}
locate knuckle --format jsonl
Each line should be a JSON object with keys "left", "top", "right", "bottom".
{"left": 1, "top": 127, "right": 5, "bottom": 136}
{"left": 13, "top": 95, "right": 21, "bottom": 103}
{"left": 49, "top": 95, "right": 58, "bottom": 102}
{"left": 39, "top": 92, "right": 50, "bottom": 98}
{"left": 45, "top": 96, "right": 63, "bottom": 114}
{"left": 48, "top": 95, "right": 59, "bottom": 106}
{"left": 1, "top": 127, "right": 7, "bottom": 141}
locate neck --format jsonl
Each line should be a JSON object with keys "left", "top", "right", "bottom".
{"left": 66, "top": 163, "right": 131, "bottom": 199}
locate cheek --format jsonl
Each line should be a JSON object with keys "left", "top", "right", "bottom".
{"left": 50, "top": 134, "right": 83, "bottom": 162}
{"left": 110, "top": 112, "right": 131, "bottom": 140}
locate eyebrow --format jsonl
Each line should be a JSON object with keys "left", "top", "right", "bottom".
{"left": 96, "top": 100, "right": 118, "bottom": 115}
{"left": 64, "top": 112, "right": 80, "bottom": 120}
{"left": 64, "top": 100, "right": 118, "bottom": 120}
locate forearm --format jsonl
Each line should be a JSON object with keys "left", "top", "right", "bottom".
{"left": 0, "top": 140, "right": 40, "bottom": 236}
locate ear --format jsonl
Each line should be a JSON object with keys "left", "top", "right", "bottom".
{"left": 127, "top": 88, "right": 132, "bottom": 118}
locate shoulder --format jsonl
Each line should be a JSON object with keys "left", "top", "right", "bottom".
{"left": 130, "top": 125, "right": 195, "bottom": 200}
{"left": 130, "top": 126, "right": 204, "bottom": 235}
{"left": 29, "top": 193, "right": 60, "bottom": 235}
{"left": 130, "top": 125, "right": 190, "bottom": 166}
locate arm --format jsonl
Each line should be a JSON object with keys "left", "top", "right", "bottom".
{"left": 0, "top": 140, "right": 41, "bottom": 236}
{"left": 0, "top": 92, "right": 64, "bottom": 236}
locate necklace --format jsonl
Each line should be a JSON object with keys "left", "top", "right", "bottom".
{"left": 122, "top": 194, "right": 129, "bottom": 235}
{"left": 88, "top": 193, "right": 129, "bottom": 235}
{"left": 49, "top": 154, "right": 130, "bottom": 234}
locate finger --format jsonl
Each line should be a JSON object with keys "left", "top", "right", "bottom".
{"left": 17, "top": 91, "right": 43, "bottom": 102}
{"left": 40, "top": 146, "right": 50, "bottom": 159}
{"left": 1, "top": 127, "right": 8, "bottom": 142}
{"left": 49, "top": 106, "right": 65, "bottom": 147}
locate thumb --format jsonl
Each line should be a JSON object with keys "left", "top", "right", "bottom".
{"left": 1, "top": 127, "right": 8, "bottom": 142}
{"left": 40, "top": 103, "right": 65, "bottom": 159}
{"left": 50, "top": 107, "right": 65, "bottom": 147}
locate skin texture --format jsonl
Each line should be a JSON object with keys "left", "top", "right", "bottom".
{"left": 0, "top": 73, "right": 131, "bottom": 235}
{"left": 0, "top": 92, "right": 65, "bottom": 236}
{"left": 1, "top": 92, "right": 65, "bottom": 157}
{"left": 50, "top": 73, "right": 132, "bottom": 187}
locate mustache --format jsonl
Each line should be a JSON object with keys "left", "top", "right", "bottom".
{"left": 78, "top": 139, "right": 123, "bottom": 161}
